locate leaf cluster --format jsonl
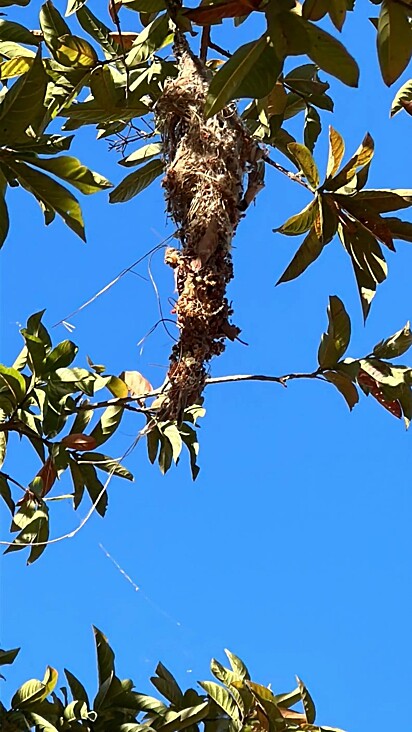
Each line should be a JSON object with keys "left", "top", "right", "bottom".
{"left": 275, "top": 127, "right": 412, "bottom": 319}
{"left": 0, "top": 629, "right": 342, "bottom": 732}
{"left": 0, "top": 312, "right": 202, "bottom": 563}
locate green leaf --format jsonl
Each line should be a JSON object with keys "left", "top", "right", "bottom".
{"left": 338, "top": 220, "right": 387, "bottom": 320}
{"left": 275, "top": 197, "right": 318, "bottom": 236}
{"left": 0, "top": 473, "right": 15, "bottom": 514}
{"left": 296, "top": 677, "right": 316, "bottom": 724}
{"left": 28, "top": 713, "right": 59, "bottom": 732}
{"left": 40, "top": 0, "right": 71, "bottom": 52}
{"left": 347, "top": 189, "right": 412, "bottom": 213}
{"left": 373, "top": 322, "right": 412, "bottom": 359}
{"left": 76, "top": 5, "right": 122, "bottom": 61}
{"left": 325, "top": 132, "right": 374, "bottom": 192}
{"left": 225, "top": 650, "right": 250, "bottom": 680}
{"left": 11, "top": 679, "right": 47, "bottom": 708}
{"left": 0, "top": 19, "right": 40, "bottom": 45}
{"left": 6, "top": 159, "right": 85, "bottom": 240}
{"left": 180, "top": 423, "right": 200, "bottom": 480}
{"left": 0, "top": 364, "right": 26, "bottom": 403}
{"left": 120, "top": 142, "right": 163, "bottom": 167}
{"left": 110, "top": 159, "right": 164, "bottom": 203}
{"left": 329, "top": 0, "right": 349, "bottom": 30}
{"left": 78, "top": 452, "right": 133, "bottom": 481}
{"left": 377, "top": 0, "right": 412, "bottom": 86}
{"left": 303, "top": 104, "right": 321, "bottom": 153}
{"left": 93, "top": 626, "right": 115, "bottom": 686}
{"left": 27, "top": 511, "right": 49, "bottom": 564}
{"left": 302, "top": 0, "right": 328, "bottom": 21}
{"left": 64, "top": 669, "right": 90, "bottom": 705}
{"left": 318, "top": 295, "right": 351, "bottom": 368}
{"left": 69, "top": 456, "right": 85, "bottom": 509}
{"left": 125, "top": 13, "right": 173, "bottom": 67}
{"left": 0, "top": 169, "right": 9, "bottom": 249}
{"left": 151, "top": 663, "right": 184, "bottom": 707}
{"left": 287, "top": 142, "right": 319, "bottom": 189}
{"left": 0, "top": 55, "right": 33, "bottom": 78}
{"left": 161, "top": 423, "right": 182, "bottom": 464}
{"left": 147, "top": 425, "right": 160, "bottom": 464}
{"left": 302, "top": 16, "right": 359, "bottom": 87}
{"left": 90, "top": 405, "right": 124, "bottom": 446}
{"left": 44, "top": 340, "right": 78, "bottom": 372}
{"left": 79, "top": 463, "right": 107, "bottom": 516}
{"left": 204, "top": 36, "right": 282, "bottom": 118}
{"left": 20, "top": 330, "right": 46, "bottom": 375}
{"left": 90, "top": 65, "right": 117, "bottom": 108}
{"left": 106, "top": 375, "right": 128, "bottom": 398}
{"left": 198, "top": 682, "right": 239, "bottom": 722}
{"left": 0, "top": 52, "right": 48, "bottom": 144}
{"left": 54, "top": 34, "right": 98, "bottom": 68}
{"left": 158, "top": 434, "right": 173, "bottom": 475}
{"left": 21, "top": 155, "right": 112, "bottom": 195}
{"left": 277, "top": 226, "right": 323, "bottom": 283}
{"left": 0, "top": 647, "right": 20, "bottom": 666}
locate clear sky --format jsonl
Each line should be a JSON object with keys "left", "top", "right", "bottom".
{"left": 1, "top": 3, "right": 412, "bottom": 731}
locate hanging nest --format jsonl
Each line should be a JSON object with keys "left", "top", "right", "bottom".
{"left": 155, "top": 35, "right": 264, "bottom": 421}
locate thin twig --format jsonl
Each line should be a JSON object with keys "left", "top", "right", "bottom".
{"left": 53, "top": 240, "right": 172, "bottom": 328}
{"left": 263, "top": 155, "right": 312, "bottom": 191}
{"left": 0, "top": 471, "right": 26, "bottom": 492}
{"left": 208, "top": 40, "right": 231, "bottom": 58}
{"left": 109, "top": 0, "right": 130, "bottom": 98}
{"left": 200, "top": 25, "right": 210, "bottom": 63}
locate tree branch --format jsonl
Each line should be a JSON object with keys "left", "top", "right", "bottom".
{"left": 263, "top": 155, "right": 312, "bottom": 191}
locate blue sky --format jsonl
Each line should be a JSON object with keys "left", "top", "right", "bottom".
{"left": 1, "top": 2, "right": 412, "bottom": 731}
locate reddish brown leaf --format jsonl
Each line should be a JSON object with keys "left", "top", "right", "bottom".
{"left": 371, "top": 387, "right": 402, "bottom": 418}
{"left": 401, "top": 100, "right": 412, "bottom": 116}
{"left": 357, "top": 214, "right": 396, "bottom": 251}
{"left": 120, "top": 370, "right": 153, "bottom": 402}
{"left": 108, "top": 32, "right": 139, "bottom": 50}
{"left": 62, "top": 434, "right": 98, "bottom": 451}
{"left": 36, "top": 458, "right": 57, "bottom": 497}
{"left": 357, "top": 369, "right": 402, "bottom": 418}
{"left": 184, "top": 0, "right": 260, "bottom": 25}
{"left": 109, "top": 0, "right": 122, "bottom": 22}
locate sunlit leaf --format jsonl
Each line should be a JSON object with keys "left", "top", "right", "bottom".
{"left": 326, "top": 126, "right": 345, "bottom": 179}
{"left": 275, "top": 197, "right": 318, "bottom": 236}
{"left": 391, "top": 78, "right": 412, "bottom": 117}
{"left": 287, "top": 142, "right": 319, "bottom": 189}
{"left": 19, "top": 155, "right": 112, "bottom": 195}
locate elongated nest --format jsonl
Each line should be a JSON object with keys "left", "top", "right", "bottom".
{"left": 155, "top": 41, "right": 263, "bottom": 421}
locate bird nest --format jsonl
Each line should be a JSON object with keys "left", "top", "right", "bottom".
{"left": 155, "top": 38, "right": 262, "bottom": 421}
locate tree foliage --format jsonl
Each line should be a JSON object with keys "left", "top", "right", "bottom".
{"left": 1, "top": 0, "right": 412, "bottom": 560}
{"left": 0, "top": 630, "right": 339, "bottom": 732}
{"left": 2, "top": 0, "right": 412, "bottom": 728}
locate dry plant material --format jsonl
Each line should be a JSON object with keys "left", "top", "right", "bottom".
{"left": 155, "top": 33, "right": 263, "bottom": 420}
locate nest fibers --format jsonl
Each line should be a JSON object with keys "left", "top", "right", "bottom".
{"left": 155, "top": 36, "right": 264, "bottom": 421}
